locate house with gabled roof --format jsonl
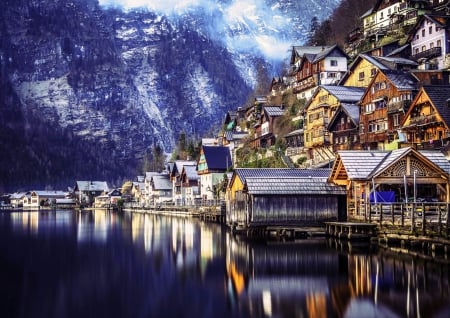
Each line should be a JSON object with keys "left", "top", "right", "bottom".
{"left": 328, "top": 103, "right": 361, "bottom": 152}
{"left": 197, "top": 145, "right": 232, "bottom": 200}
{"left": 74, "top": 181, "right": 109, "bottom": 207}
{"left": 409, "top": 14, "right": 450, "bottom": 70}
{"left": 168, "top": 160, "right": 196, "bottom": 205}
{"left": 339, "top": 54, "right": 418, "bottom": 87}
{"left": 227, "top": 168, "right": 346, "bottom": 229}
{"left": 303, "top": 85, "right": 365, "bottom": 166}
{"left": 22, "top": 190, "right": 68, "bottom": 209}
{"left": 150, "top": 175, "right": 172, "bottom": 205}
{"left": 180, "top": 165, "right": 200, "bottom": 205}
{"left": 293, "top": 45, "right": 348, "bottom": 100}
{"left": 328, "top": 147, "right": 450, "bottom": 218}
{"left": 400, "top": 85, "right": 450, "bottom": 147}
{"left": 252, "top": 106, "right": 285, "bottom": 149}
{"left": 359, "top": 69, "right": 418, "bottom": 150}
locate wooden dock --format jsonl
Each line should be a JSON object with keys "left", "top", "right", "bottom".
{"left": 325, "top": 222, "right": 378, "bottom": 240}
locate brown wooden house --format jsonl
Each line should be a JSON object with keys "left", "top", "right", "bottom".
{"left": 400, "top": 85, "right": 450, "bottom": 147}
{"left": 359, "top": 69, "right": 418, "bottom": 150}
{"left": 328, "top": 147, "right": 450, "bottom": 219}
{"left": 251, "top": 106, "right": 285, "bottom": 149}
{"left": 327, "top": 104, "right": 361, "bottom": 151}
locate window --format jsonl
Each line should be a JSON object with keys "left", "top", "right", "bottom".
{"left": 359, "top": 72, "right": 365, "bottom": 81}
{"left": 415, "top": 48, "right": 419, "bottom": 55}
{"left": 340, "top": 117, "right": 345, "bottom": 125}
{"left": 422, "top": 45, "right": 426, "bottom": 52}
{"left": 429, "top": 26, "right": 433, "bottom": 34}
{"left": 370, "top": 68, "right": 377, "bottom": 77}
{"left": 437, "top": 39, "right": 441, "bottom": 47}
{"left": 327, "top": 72, "right": 337, "bottom": 78}
{"left": 380, "top": 12, "right": 384, "bottom": 20}
{"left": 430, "top": 42, "right": 434, "bottom": 49}
{"left": 393, "top": 113, "right": 400, "bottom": 127}
{"left": 416, "top": 34, "right": 419, "bottom": 40}
{"left": 330, "top": 60, "right": 338, "bottom": 66}
{"left": 422, "top": 29, "right": 425, "bottom": 37}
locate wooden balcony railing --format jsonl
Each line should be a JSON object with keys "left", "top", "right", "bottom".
{"left": 412, "top": 47, "right": 442, "bottom": 61}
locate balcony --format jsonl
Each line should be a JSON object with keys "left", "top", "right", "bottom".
{"left": 409, "top": 114, "right": 438, "bottom": 127}
{"left": 412, "top": 47, "right": 442, "bottom": 61}
{"left": 387, "top": 100, "right": 411, "bottom": 113}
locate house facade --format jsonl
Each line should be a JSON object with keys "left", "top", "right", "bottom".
{"left": 410, "top": 14, "right": 450, "bottom": 70}
{"left": 359, "top": 69, "right": 418, "bottom": 150}
{"left": 400, "top": 85, "right": 450, "bottom": 146}
{"left": 197, "top": 146, "right": 232, "bottom": 200}
{"left": 74, "top": 181, "right": 109, "bottom": 207}
{"left": 227, "top": 168, "right": 345, "bottom": 229}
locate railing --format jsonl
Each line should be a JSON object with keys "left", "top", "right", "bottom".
{"left": 412, "top": 47, "right": 442, "bottom": 60}
{"left": 409, "top": 114, "right": 437, "bottom": 126}
{"left": 365, "top": 202, "right": 449, "bottom": 237}
{"left": 387, "top": 100, "right": 411, "bottom": 113}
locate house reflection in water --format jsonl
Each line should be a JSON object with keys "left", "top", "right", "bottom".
{"left": 226, "top": 236, "right": 450, "bottom": 317}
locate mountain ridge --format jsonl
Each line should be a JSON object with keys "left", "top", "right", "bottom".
{"left": 0, "top": 0, "right": 340, "bottom": 191}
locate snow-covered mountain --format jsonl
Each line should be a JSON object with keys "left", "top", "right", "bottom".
{"left": 0, "top": 0, "right": 340, "bottom": 190}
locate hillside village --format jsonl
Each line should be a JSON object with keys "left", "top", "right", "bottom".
{"left": 3, "top": 1, "right": 450, "bottom": 236}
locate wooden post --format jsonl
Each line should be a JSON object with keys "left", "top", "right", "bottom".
{"left": 446, "top": 203, "right": 450, "bottom": 237}
{"left": 401, "top": 204, "right": 404, "bottom": 227}
{"left": 421, "top": 203, "right": 425, "bottom": 236}
{"left": 411, "top": 203, "right": 415, "bottom": 233}
{"left": 438, "top": 203, "right": 442, "bottom": 236}
{"left": 379, "top": 203, "right": 383, "bottom": 225}
{"left": 369, "top": 204, "right": 372, "bottom": 223}
{"left": 391, "top": 204, "right": 394, "bottom": 225}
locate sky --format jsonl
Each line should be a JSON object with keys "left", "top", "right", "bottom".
{"left": 98, "top": 0, "right": 294, "bottom": 60}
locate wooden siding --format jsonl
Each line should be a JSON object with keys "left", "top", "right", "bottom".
{"left": 251, "top": 195, "right": 339, "bottom": 226}
{"left": 341, "top": 58, "right": 377, "bottom": 87}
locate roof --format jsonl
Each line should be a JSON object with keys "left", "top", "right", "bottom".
{"left": 328, "top": 103, "right": 360, "bottom": 130}
{"left": 76, "top": 181, "right": 109, "bottom": 192}
{"left": 152, "top": 175, "right": 172, "bottom": 190}
{"left": 31, "top": 191, "right": 67, "bottom": 197}
{"left": 320, "top": 85, "right": 365, "bottom": 103}
{"left": 183, "top": 165, "right": 199, "bottom": 181}
{"left": 284, "top": 129, "right": 304, "bottom": 138}
{"left": 421, "top": 85, "right": 450, "bottom": 127}
{"left": 312, "top": 45, "right": 347, "bottom": 63}
{"left": 202, "top": 146, "right": 232, "bottom": 170}
{"left": 175, "top": 160, "right": 196, "bottom": 176}
{"left": 245, "top": 177, "right": 346, "bottom": 195}
{"left": 382, "top": 70, "right": 418, "bottom": 91}
{"left": 264, "top": 106, "right": 285, "bottom": 117}
{"left": 234, "top": 168, "right": 331, "bottom": 184}
{"left": 336, "top": 147, "right": 450, "bottom": 180}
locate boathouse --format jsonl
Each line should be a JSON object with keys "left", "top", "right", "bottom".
{"left": 227, "top": 168, "right": 346, "bottom": 229}
{"left": 328, "top": 147, "right": 450, "bottom": 219}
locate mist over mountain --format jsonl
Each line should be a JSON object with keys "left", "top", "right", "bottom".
{"left": 0, "top": 0, "right": 340, "bottom": 191}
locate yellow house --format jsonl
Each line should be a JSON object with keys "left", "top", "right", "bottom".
{"left": 304, "top": 85, "right": 364, "bottom": 163}
{"left": 339, "top": 54, "right": 418, "bottom": 88}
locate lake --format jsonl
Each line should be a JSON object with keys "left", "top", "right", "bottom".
{"left": 0, "top": 209, "right": 449, "bottom": 318}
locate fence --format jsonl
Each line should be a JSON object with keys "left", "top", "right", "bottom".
{"left": 366, "top": 202, "right": 449, "bottom": 237}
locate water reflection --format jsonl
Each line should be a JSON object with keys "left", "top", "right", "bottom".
{"left": 0, "top": 210, "right": 449, "bottom": 318}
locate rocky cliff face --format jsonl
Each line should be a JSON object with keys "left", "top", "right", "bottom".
{"left": 0, "top": 0, "right": 339, "bottom": 191}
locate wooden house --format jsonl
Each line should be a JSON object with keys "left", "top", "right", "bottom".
{"left": 339, "top": 54, "right": 417, "bottom": 87}
{"left": 94, "top": 189, "right": 122, "bottom": 208}
{"left": 328, "top": 104, "right": 361, "bottom": 151}
{"left": 197, "top": 145, "right": 232, "bottom": 200}
{"left": 359, "top": 69, "right": 418, "bottom": 150}
{"left": 409, "top": 14, "right": 450, "bottom": 70}
{"left": 169, "top": 160, "right": 196, "bottom": 205}
{"left": 252, "top": 106, "right": 285, "bottom": 148}
{"left": 400, "top": 85, "right": 450, "bottom": 147}
{"left": 9, "top": 192, "right": 27, "bottom": 208}
{"left": 180, "top": 165, "right": 200, "bottom": 205}
{"left": 22, "top": 190, "right": 68, "bottom": 209}
{"left": 144, "top": 172, "right": 165, "bottom": 206}
{"left": 74, "top": 181, "right": 109, "bottom": 207}
{"left": 304, "top": 85, "right": 365, "bottom": 165}
{"left": 328, "top": 147, "right": 450, "bottom": 218}
{"left": 227, "top": 168, "right": 346, "bottom": 229}
{"left": 150, "top": 175, "right": 173, "bottom": 205}
{"left": 293, "top": 45, "right": 348, "bottom": 100}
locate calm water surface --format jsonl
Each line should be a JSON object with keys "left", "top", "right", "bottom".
{"left": 0, "top": 210, "right": 449, "bottom": 318}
